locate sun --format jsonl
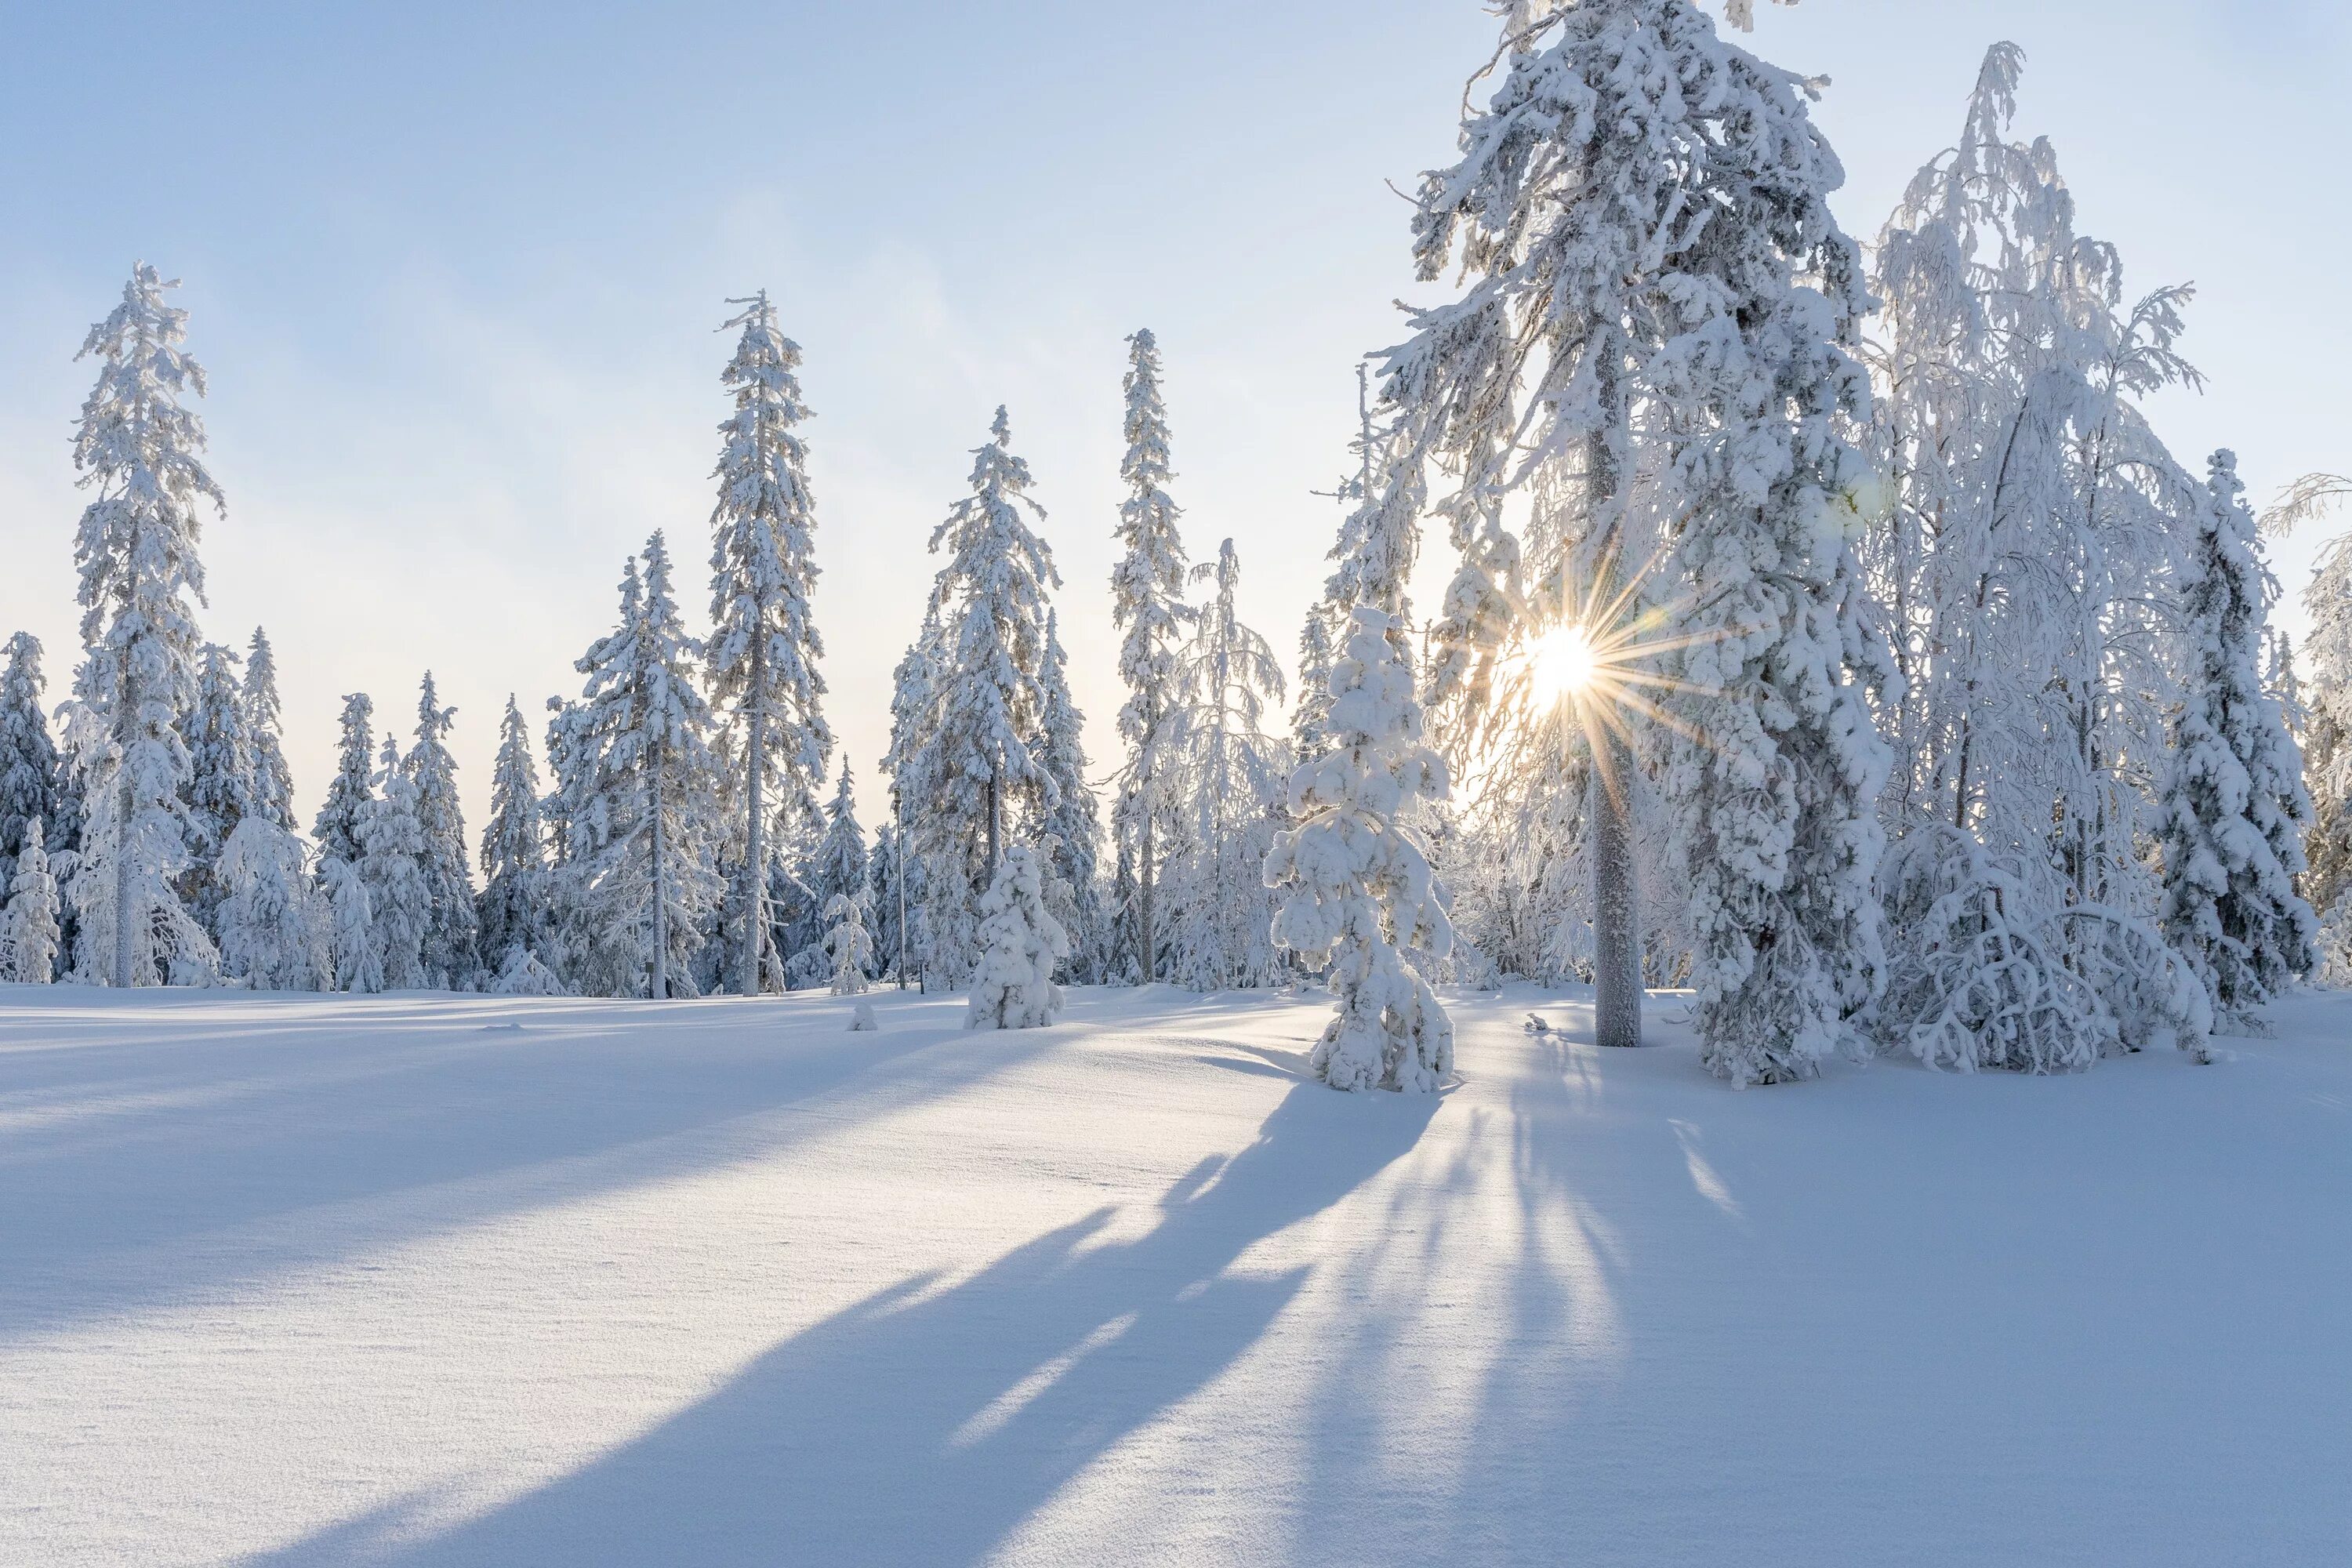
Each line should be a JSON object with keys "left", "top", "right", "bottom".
{"left": 1526, "top": 622, "right": 1599, "bottom": 703}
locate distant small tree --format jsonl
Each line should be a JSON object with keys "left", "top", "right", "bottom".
{"left": 965, "top": 843, "right": 1069, "bottom": 1029}
{"left": 823, "top": 892, "right": 874, "bottom": 996}
{"left": 4, "top": 818, "right": 61, "bottom": 984}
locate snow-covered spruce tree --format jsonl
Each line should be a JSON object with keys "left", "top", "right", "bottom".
{"left": 706, "top": 291, "right": 831, "bottom": 996}
{"left": 361, "top": 733, "right": 431, "bottom": 990}
{"left": 180, "top": 641, "right": 254, "bottom": 942}
{"left": 563, "top": 535, "right": 726, "bottom": 997}
{"left": 1108, "top": 330, "right": 1192, "bottom": 985}
{"left": 1027, "top": 611, "right": 1109, "bottom": 982}
{"left": 822, "top": 892, "right": 874, "bottom": 996}
{"left": 793, "top": 760, "right": 869, "bottom": 978}
{"left": 2154, "top": 452, "right": 2319, "bottom": 1030}
{"left": 1388, "top": 0, "right": 1893, "bottom": 1078}
{"left": 62, "top": 263, "right": 220, "bottom": 987}
{"left": 216, "top": 815, "right": 327, "bottom": 991}
{"left": 321, "top": 853, "right": 381, "bottom": 994}
{"left": 477, "top": 695, "right": 550, "bottom": 974}
{"left": 1293, "top": 362, "right": 1379, "bottom": 777}
{"left": 5, "top": 818, "right": 61, "bottom": 983}
{"left": 490, "top": 940, "right": 566, "bottom": 996}
{"left": 1163, "top": 539, "right": 1290, "bottom": 989}
{"left": 867, "top": 822, "right": 917, "bottom": 987}
{"left": 905, "top": 408, "right": 1062, "bottom": 983}
{"left": 313, "top": 692, "right": 376, "bottom": 875}
{"left": 878, "top": 604, "right": 946, "bottom": 985}
{"left": 964, "top": 842, "right": 1069, "bottom": 1029}
{"left": 242, "top": 627, "right": 296, "bottom": 833}
{"left": 539, "top": 693, "right": 604, "bottom": 989}
{"left": 1266, "top": 607, "right": 1455, "bottom": 1092}
{"left": 1863, "top": 45, "right": 2216, "bottom": 1069}
{"left": 405, "top": 673, "right": 480, "bottom": 988}
{"left": 0, "top": 633, "right": 62, "bottom": 893}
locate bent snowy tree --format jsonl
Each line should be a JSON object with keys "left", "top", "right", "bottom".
{"left": 1267, "top": 606, "right": 1454, "bottom": 1094}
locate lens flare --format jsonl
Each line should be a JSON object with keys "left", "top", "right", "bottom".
{"left": 1528, "top": 622, "right": 1599, "bottom": 702}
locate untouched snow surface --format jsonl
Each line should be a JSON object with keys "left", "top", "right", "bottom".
{"left": 2, "top": 982, "right": 2347, "bottom": 1566}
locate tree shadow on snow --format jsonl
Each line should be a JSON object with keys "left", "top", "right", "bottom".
{"left": 265, "top": 1078, "right": 1439, "bottom": 1568}
{"left": 0, "top": 991, "right": 1029, "bottom": 1341}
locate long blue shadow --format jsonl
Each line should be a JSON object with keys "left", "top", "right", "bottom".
{"left": 0, "top": 990, "right": 1036, "bottom": 1341}
{"left": 259, "top": 1076, "right": 1439, "bottom": 1566}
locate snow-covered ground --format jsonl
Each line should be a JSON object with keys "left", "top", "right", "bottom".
{"left": 2, "top": 982, "right": 2347, "bottom": 1567}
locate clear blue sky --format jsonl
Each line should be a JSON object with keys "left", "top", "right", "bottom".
{"left": 3, "top": 0, "right": 2345, "bottom": 835}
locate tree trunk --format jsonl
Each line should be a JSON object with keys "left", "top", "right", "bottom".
{"left": 1584, "top": 357, "right": 1639, "bottom": 1048}
{"left": 985, "top": 765, "right": 1001, "bottom": 891}
{"left": 112, "top": 676, "right": 134, "bottom": 989}
{"left": 1138, "top": 815, "right": 1156, "bottom": 985}
{"left": 895, "top": 818, "right": 909, "bottom": 990}
{"left": 650, "top": 751, "right": 668, "bottom": 1001}
{"left": 741, "top": 701, "right": 765, "bottom": 997}
{"left": 1589, "top": 719, "right": 1642, "bottom": 1048}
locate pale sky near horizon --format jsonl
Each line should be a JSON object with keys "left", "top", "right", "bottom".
{"left": 3, "top": 0, "right": 2347, "bottom": 843}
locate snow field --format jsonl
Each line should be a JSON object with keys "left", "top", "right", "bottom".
{"left": 2, "top": 982, "right": 2348, "bottom": 1566}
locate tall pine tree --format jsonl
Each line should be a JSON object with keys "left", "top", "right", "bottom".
{"left": 361, "top": 732, "right": 431, "bottom": 991}
{"left": 63, "top": 263, "right": 220, "bottom": 986}
{"left": 243, "top": 626, "right": 296, "bottom": 832}
{"left": 1399, "top": 0, "right": 1893, "bottom": 1082}
{"left": 477, "top": 695, "right": 550, "bottom": 971}
{"left": 563, "top": 535, "right": 726, "bottom": 997}
{"left": 706, "top": 291, "right": 831, "bottom": 996}
{"left": 902, "top": 408, "right": 1062, "bottom": 980}
{"left": 405, "top": 672, "right": 480, "bottom": 987}
{"left": 181, "top": 641, "right": 255, "bottom": 942}
{"left": 314, "top": 692, "right": 376, "bottom": 874}
{"left": 1108, "top": 330, "right": 1191, "bottom": 984}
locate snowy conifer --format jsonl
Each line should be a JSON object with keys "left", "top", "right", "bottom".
{"left": 313, "top": 692, "right": 376, "bottom": 874}
{"left": 242, "top": 627, "right": 296, "bottom": 833}
{"left": 1028, "top": 612, "right": 1108, "bottom": 982}
{"left": 490, "top": 941, "right": 566, "bottom": 996}
{"left": 1164, "top": 540, "right": 1290, "bottom": 989}
{"left": 361, "top": 734, "right": 431, "bottom": 989}
{"left": 1385, "top": 0, "right": 1894, "bottom": 1081}
{"left": 706, "top": 291, "right": 832, "bottom": 996}
{"left": 1108, "top": 330, "right": 1192, "bottom": 984}
{"left": 964, "top": 843, "right": 1069, "bottom": 1029}
{"left": 1266, "top": 607, "right": 1454, "bottom": 1092}
{"left": 216, "top": 815, "right": 326, "bottom": 991}
{"left": 804, "top": 762, "right": 869, "bottom": 917}
{"left": 61, "top": 263, "right": 220, "bottom": 987}
{"left": 321, "top": 854, "right": 381, "bottom": 994}
{"left": 180, "top": 641, "right": 254, "bottom": 939}
{"left": 904, "top": 408, "right": 1062, "bottom": 981}
{"left": 880, "top": 605, "right": 946, "bottom": 983}
{"left": 2156, "top": 452, "right": 2319, "bottom": 1029}
{"left": 5, "top": 818, "right": 61, "bottom": 984}
{"left": 1293, "top": 364, "right": 1378, "bottom": 768}
{"left": 0, "top": 633, "right": 62, "bottom": 893}
{"left": 823, "top": 892, "right": 874, "bottom": 995}
{"left": 477, "top": 695, "right": 550, "bottom": 971}
{"left": 561, "top": 535, "right": 726, "bottom": 997}
{"left": 405, "top": 673, "right": 480, "bottom": 987}
{"left": 867, "top": 821, "right": 920, "bottom": 988}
